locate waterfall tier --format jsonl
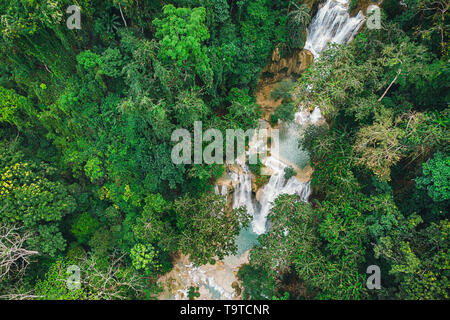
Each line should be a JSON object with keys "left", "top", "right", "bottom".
{"left": 251, "top": 157, "right": 310, "bottom": 235}
{"left": 304, "top": 0, "right": 365, "bottom": 57}
{"left": 227, "top": 111, "right": 319, "bottom": 235}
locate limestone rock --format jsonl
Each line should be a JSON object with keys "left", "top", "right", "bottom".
{"left": 262, "top": 48, "right": 314, "bottom": 82}
{"left": 255, "top": 188, "right": 264, "bottom": 202}
{"left": 232, "top": 281, "right": 242, "bottom": 296}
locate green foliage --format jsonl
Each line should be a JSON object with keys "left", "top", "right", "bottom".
{"left": 284, "top": 167, "right": 297, "bottom": 180}
{"left": 255, "top": 175, "right": 270, "bottom": 189}
{"left": 272, "top": 291, "right": 290, "bottom": 300}
{"left": 270, "top": 79, "right": 295, "bottom": 102}
{"left": 270, "top": 103, "right": 296, "bottom": 125}
{"left": 223, "top": 88, "right": 261, "bottom": 130}
{"left": 153, "top": 5, "right": 212, "bottom": 84}
{"left": 88, "top": 227, "right": 115, "bottom": 257}
{"left": 0, "top": 87, "right": 34, "bottom": 129}
{"left": 237, "top": 264, "right": 276, "bottom": 300}
{"left": 132, "top": 194, "right": 177, "bottom": 253}
{"left": 247, "top": 157, "right": 263, "bottom": 176}
{"left": 174, "top": 193, "right": 250, "bottom": 265}
{"left": 0, "top": 146, "right": 76, "bottom": 257}
{"left": 34, "top": 252, "right": 156, "bottom": 300}
{"left": 130, "top": 243, "right": 162, "bottom": 275}
{"left": 349, "top": 0, "right": 358, "bottom": 12}
{"left": 34, "top": 258, "right": 88, "bottom": 300}
{"left": 0, "top": 0, "right": 447, "bottom": 301}
{"left": 188, "top": 286, "right": 201, "bottom": 300}
{"left": 372, "top": 213, "right": 450, "bottom": 299}
{"left": 287, "top": 2, "right": 310, "bottom": 49}
{"left": 71, "top": 212, "right": 100, "bottom": 244}
{"left": 249, "top": 194, "right": 368, "bottom": 299}
{"left": 84, "top": 157, "right": 105, "bottom": 183}
{"left": 289, "top": 16, "right": 449, "bottom": 300}
{"left": 299, "top": 123, "right": 328, "bottom": 156}
{"left": 416, "top": 152, "right": 450, "bottom": 202}
{"left": 99, "top": 48, "right": 124, "bottom": 78}
{"left": 354, "top": 108, "right": 406, "bottom": 181}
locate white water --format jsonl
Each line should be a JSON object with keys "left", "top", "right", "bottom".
{"left": 252, "top": 157, "right": 310, "bottom": 234}
{"left": 231, "top": 167, "right": 256, "bottom": 217}
{"left": 235, "top": 107, "right": 324, "bottom": 235}
{"left": 173, "top": 263, "right": 234, "bottom": 300}
{"left": 294, "top": 106, "right": 324, "bottom": 125}
{"left": 229, "top": 115, "right": 315, "bottom": 235}
{"left": 231, "top": 160, "right": 310, "bottom": 235}
{"left": 304, "top": 0, "right": 365, "bottom": 57}
{"left": 186, "top": 265, "right": 233, "bottom": 300}
{"left": 214, "top": 184, "right": 229, "bottom": 197}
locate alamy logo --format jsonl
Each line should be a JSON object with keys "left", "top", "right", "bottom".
{"left": 366, "top": 265, "right": 381, "bottom": 290}
{"left": 171, "top": 121, "right": 279, "bottom": 166}
{"left": 366, "top": 6, "right": 381, "bottom": 30}
{"left": 66, "top": 265, "right": 81, "bottom": 290}
{"left": 66, "top": 5, "right": 81, "bottom": 30}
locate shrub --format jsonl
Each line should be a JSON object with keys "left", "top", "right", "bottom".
{"left": 284, "top": 167, "right": 297, "bottom": 180}
{"left": 188, "top": 287, "right": 201, "bottom": 300}
{"left": 71, "top": 212, "right": 100, "bottom": 244}
{"left": 270, "top": 103, "right": 296, "bottom": 125}
{"left": 270, "top": 79, "right": 295, "bottom": 102}
{"left": 247, "top": 157, "right": 263, "bottom": 176}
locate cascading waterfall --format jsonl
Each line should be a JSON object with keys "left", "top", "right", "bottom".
{"left": 231, "top": 167, "right": 256, "bottom": 217}
{"left": 229, "top": 0, "right": 365, "bottom": 238}
{"left": 214, "top": 184, "right": 229, "bottom": 197}
{"left": 230, "top": 160, "right": 310, "bottom": 236}
{"left": 221, "top": 185, "right": 228, "bottom": 196}
{"left": 252, "top": 157, "right": 310, "bottom": 235}
{"left": 228, "top": 109, "right": 319, "bottom": 235}
{"left": 304, "top": 0, "right": 365, "bottom": 57}
{"left": 186, "top": 265, "right": 233, "bottom": 300}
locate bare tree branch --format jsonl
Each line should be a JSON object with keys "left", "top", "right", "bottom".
{"left": 0, "top": 224, "right": 39, "bottom": 280}
{"left": 378, "top": 68, "right": 402, "bottom": 102}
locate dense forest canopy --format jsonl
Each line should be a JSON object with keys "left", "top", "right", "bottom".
{"left": 0, "top": 0, "right": 448, "bottom": 300}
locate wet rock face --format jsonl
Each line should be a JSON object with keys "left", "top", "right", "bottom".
{"left": 261, "top": 48, "right": 314, "bottom": 82}
{"left": 293, "top": 49, "right": 315, "bottom": 74}
{"left": 232, "top": 281, "right": 242, "bottom": 296}
{"left": 305, "top": 0, "right": 324, "bottom": 17}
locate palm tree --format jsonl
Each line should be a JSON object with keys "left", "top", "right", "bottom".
{"left": 287, "top": 2, "right": 311, "bottom": 49}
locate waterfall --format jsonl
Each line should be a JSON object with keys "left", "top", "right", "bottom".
{"left": 294, "top": 106, "right": 323, "bottom": 125}
{"left": 177, "top": 1, "right": 368, "bottom": 300}
{"left": 230, "top": 0, "right": 365, "bottom": 238}
{"left": 304, "top": 0, "right": 365, "bottom": 57}
{"left": 214, "top": 184, "right": 229, "bottom": 197}
{"left": 186, "top": 265, "right": 233, "bottom": 300}
{"left": 253, "top": 157, "right": 310, "bottom": 235}
{"left": 310, "top": 107, "right": 323, "bottom": 123}
{"left": 229, "top": 116, "right": 314, "bottom": 235}
{"left": 231, "top": 168, "right": 256, "bottom": 217}
{"left": 231, "top": 158, "right": 310, "bottom": 235}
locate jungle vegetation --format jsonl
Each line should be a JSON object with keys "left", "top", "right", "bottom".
{"left": 0, "top": 0, "right": 448, "bottom": 300}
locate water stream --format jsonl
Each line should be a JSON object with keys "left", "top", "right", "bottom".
{"left": 228, "top": 109, "right": 321, "bottom": 237}
{"left": 304, "top": 0, "right": 365, "bottom": 57}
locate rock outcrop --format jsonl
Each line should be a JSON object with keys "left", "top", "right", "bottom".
{"left": 261, "top": 48, "right": 314, "bottom": 82}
